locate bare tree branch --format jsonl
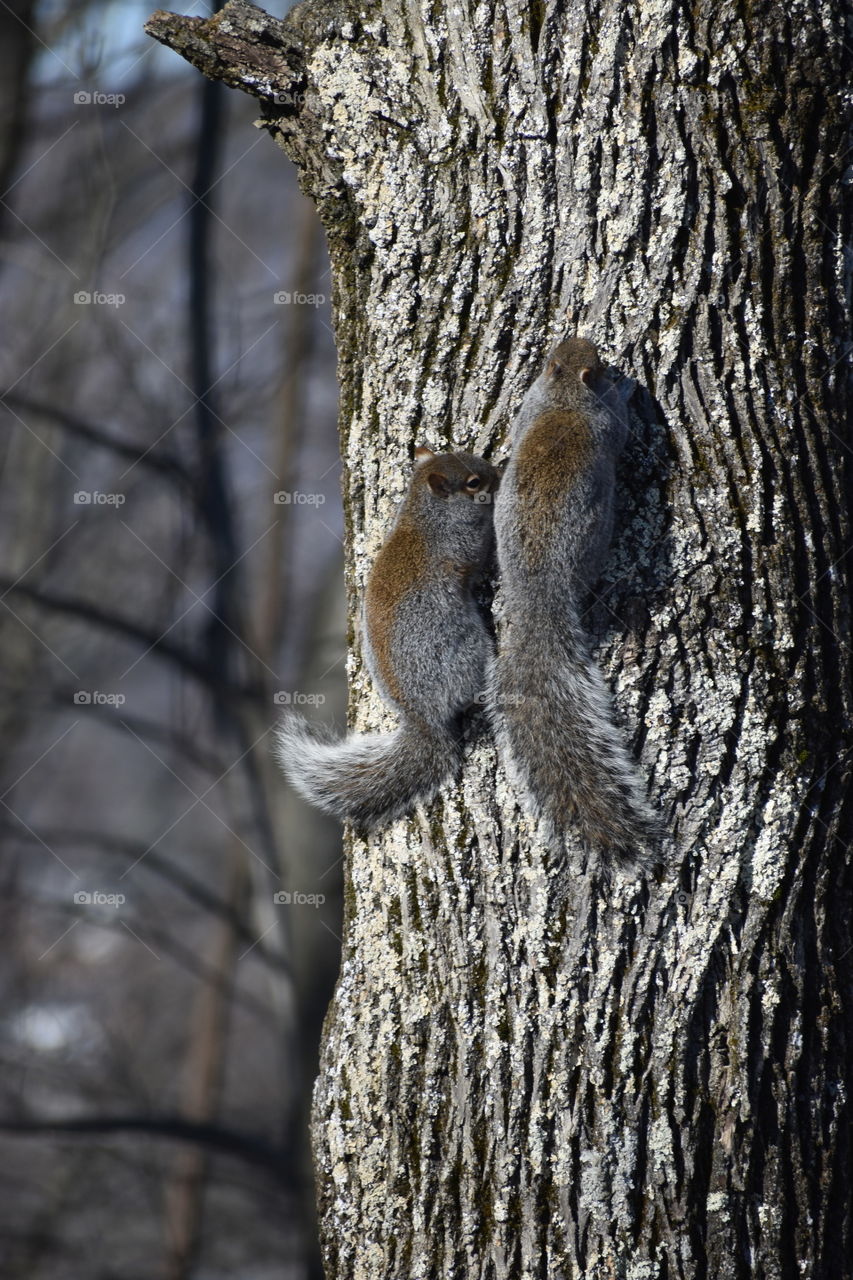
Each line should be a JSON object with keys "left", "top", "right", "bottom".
{"left": 1, "top": 392, "right": 192, "bottom": 487}
{"left": 0, "top": 1116, "right": 299, "bottom": 1188}
{"left": 0, "top": 579, "right": 265, "bottom": 699}
{"left": 4, "top": 824, "right": 290, "bottom": 975}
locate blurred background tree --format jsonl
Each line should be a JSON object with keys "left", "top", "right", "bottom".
{"left": 0, "top": 2, "right": 344, "bottom": 1276}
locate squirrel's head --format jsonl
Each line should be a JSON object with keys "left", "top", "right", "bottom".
{"left": 413, "top": 447, "right": 500, "bottom": 506}
{"left": 545, "top": 336, "right": 603, "bottom": 389}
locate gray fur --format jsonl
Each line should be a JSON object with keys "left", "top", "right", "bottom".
{"left": 491, "top": 338, "right": 660, "bottom": 869}
{"left": 276, "top": 449, "right": 499, "bottom": 827}
{"left": 274, "top": 718, "right": 463, "bottom": 826}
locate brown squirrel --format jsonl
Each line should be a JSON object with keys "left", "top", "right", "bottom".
{"left": 275, "top": 447, "right": 500, "bottom": 825}
{"left": 488, "top": 336, "right": 660, "bottom": 869}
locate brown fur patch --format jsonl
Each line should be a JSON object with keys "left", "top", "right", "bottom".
{"left": 364, "top": 520, "right": 428, "bottom": 702}
{"left": 514, "top": 409, "right": 592, "bottom": 572}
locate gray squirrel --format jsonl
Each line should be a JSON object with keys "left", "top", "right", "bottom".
{"left": 275, "top": 447, "right": 500, "bottom": 825}
{"left": 488, "top": 336, "right": 660, "bottom": 868}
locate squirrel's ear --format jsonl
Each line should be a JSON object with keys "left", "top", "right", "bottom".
{"left": 546, "top": 357, "right": 564, "bottom": 379}
{"left": 427, "top": 472, "right": 453, "bottom": 498}
{"left": 414, "top": 445, "right": 435, "bottom": 464}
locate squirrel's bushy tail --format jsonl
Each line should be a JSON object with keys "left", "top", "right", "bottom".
{"left": 490, "top": 608, "right": 660, "bottom": 869}
{"left": 274, "top": 715, "right": 463, "bottom": 826}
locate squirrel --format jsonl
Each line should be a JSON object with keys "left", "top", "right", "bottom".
{"left": 275, "top": 446, "right": 500, "bottom": 826}
{"left": 488, "top": 335, "right": 660, "bottom": 869}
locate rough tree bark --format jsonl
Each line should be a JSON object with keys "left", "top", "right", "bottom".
{"left": 146, "top": 1, "right": 853, "bottom": 1276}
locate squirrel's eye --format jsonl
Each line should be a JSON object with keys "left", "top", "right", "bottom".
{"left": 464, "top": 475, "right": 482, "bottom": 491}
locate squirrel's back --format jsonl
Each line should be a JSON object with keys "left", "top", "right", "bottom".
{"left": 277, "top": 447, "right": 500, "bottom": 827}
{"left": 491, "top": 337, "right": 659, "bottom": 869}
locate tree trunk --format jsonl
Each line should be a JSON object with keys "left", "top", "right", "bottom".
{"left": 146, "top": 1, "right": 853, "bottom": 1276}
